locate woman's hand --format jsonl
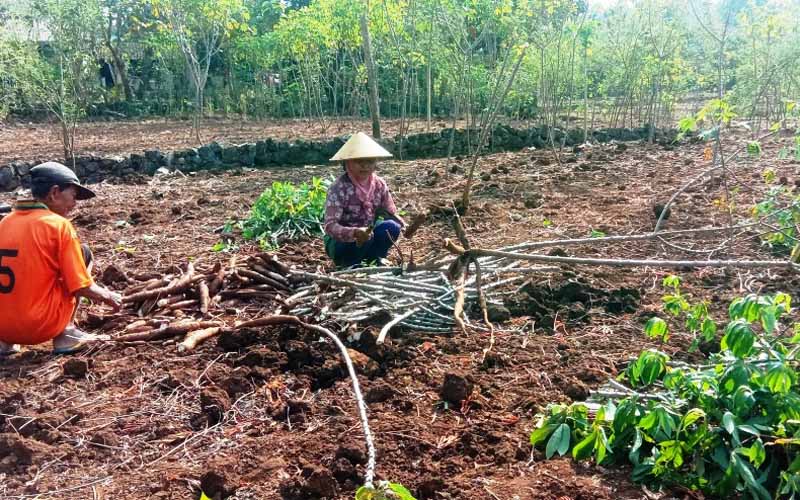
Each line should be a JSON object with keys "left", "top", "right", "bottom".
{"left": 353, "top": 227, "right": 372, "bottom": 246}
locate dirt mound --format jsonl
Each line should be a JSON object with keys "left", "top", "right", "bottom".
{"left": 0, "top": 434, "right": 52, "bottom": 472}
{"left": 439, "top": 372, "right": 474, "bottom": 405}
{"left": 505, "top": 277, "right": 641, "bottom": 329}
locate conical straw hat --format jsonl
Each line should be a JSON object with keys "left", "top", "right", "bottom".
{"left": 330, "top": 132, "right": 393, "bottom": 161}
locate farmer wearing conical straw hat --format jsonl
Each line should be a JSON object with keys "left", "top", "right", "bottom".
{"left": 324, "top": 132, "right": 405, "bottom": 268}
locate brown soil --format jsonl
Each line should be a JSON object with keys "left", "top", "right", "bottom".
{"left": 0, "top": 128, "right": 798, "bottom": 499}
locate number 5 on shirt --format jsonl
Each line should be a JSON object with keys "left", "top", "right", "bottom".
{"left": 0, "top": 249, "right": 18, "bottom": 293}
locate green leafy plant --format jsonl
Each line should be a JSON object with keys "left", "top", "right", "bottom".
{"left": 531, "top": 292, "right": 800, "bottom": 499}
{"left": 356, "top": 482, "right": 417, "bottom": 500}
{"left": 747, "top": 141, "right": 762, "bottom": 157}
{"left": 646, "top": 275, "right": 716, "bottom": 351}
{"left": 241, "top": 177, "right": 330, "bottom": 249}
{"left": 751, "top": 182, "right": 800, "bottom": 254}
{"left": 590, "top": 229, "right": 607, "bottom": 238}
{"left": 677, "top": 98, "right": 736, "bottom": 140}
{"left": 211, "top": 240, "right": 239, "bottom": 253}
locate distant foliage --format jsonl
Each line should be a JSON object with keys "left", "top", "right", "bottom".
{"left": 0, "top": 0, "right": 798, "bottom": 131}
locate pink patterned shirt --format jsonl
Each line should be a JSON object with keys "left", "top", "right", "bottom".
{"left": 324, "top": 173, "right": 398, "bottom": 242}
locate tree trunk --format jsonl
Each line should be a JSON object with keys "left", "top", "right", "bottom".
{"left": 583, "top": 45, "right": 588, "bottom": 143}
{"left": 194, "top": 81, "right": 203, "bottom": 143}
{"left": 108, "top": 43, "right": 133, "bottom": 101}
{"left": 360, "top": 14, "right": 381, "bottom": 139}
{"left": 426, "top": 61, "right": 432, "bottom": 130}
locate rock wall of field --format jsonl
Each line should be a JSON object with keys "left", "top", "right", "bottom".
{"left": 0, "top": 125, "right": 676, "bottom": 192}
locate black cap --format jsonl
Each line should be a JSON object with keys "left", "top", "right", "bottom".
{"left": 30, "top": 162, "right": 96, "bottom": 200}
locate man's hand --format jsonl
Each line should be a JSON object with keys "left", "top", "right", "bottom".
{"left": 353, "top": 227, "right": 372, "bottom": 247}
{"left": 102, "top": 289, "right": 123, "bottom": 312}
{"left": 75, "top": 284, "right": 123, "bottom": 312}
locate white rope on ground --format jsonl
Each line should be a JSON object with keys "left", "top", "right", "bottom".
{"left": 289, "top": 320, "right": 378, "bottom": 487}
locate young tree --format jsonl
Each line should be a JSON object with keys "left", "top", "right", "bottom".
{"left": 360, "top": 12, "right": 381, "bottom": 138}
{"left": 153, "top": 0, "right": 249, "bottom": 142}
{"left": 98, "top": 0, "right": 151, "bottom": 102}
{"left": 1, "top": 36, "right": 85, "bottom": 164}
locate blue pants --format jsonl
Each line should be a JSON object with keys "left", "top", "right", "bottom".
{"left": 328, "top": 220, "right": 402, "bottom": 268}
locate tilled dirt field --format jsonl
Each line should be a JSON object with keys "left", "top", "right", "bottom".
{"left": 1, "top": 129, "right": 799, "bottom": 499}
{"left": 0, "top": 118, "right": 465, "bottom": 164}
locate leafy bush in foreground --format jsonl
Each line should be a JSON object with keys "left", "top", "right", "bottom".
{"left": 531, "top": 291, "right": 800, "bottom": 499}
{"left": 242, "top": 177, "right": 329, "bottom": 249}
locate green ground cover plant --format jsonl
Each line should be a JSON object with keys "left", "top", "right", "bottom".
{"left": 531, "top": 280, "right": 800, "bottom": 499}
{"left": 240, "top": 177, "right": 330, "bottom": 249}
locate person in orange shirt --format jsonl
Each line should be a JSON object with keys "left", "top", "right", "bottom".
{"left": 0, "top": 162, "right": 122, "bottom": 355}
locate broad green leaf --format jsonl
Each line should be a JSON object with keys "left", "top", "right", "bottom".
{"left": 729, "top": 297, "right": 746, "bottom": 320}
{"left": 681, "top": 408, "right": 705, "bottom": 430}
{"left": 678, "top": 116, "right": 696, "bottom": 133}
{"left": 644, "top": 317, "right": 668, "bottom": 341}
{"left": 628, "top": 429, "right": 643, "bottom": 464}
{"left": 737, "top": 439, "right": 766, "bottom": 468}
{"left": 766, "top": 365, "right": 794, "bottom": 394}
{"left": 594, "top": 427, "right": 608, "bottom": 464}
{"left": 761, "top": 307, "right": 777, "bottom": 335}
{"left": 723, "top": 411, "right": 736, "bottom": 435}
{"left": 546, "top": 423, "right": 571, "bottom": 458}
{"left": 388, "top": 483, "right": 418, "bottom": 500}
{"left": 721, "top": 320, "right": 755, "bottom": 358}
{"left": 200, "top": 493, "right": 212, "bottom": 500}
{"left": 530, "top": 424, "right": 557, "bottom": 446}
{"left": 639, "top": 410, "right": 658, "bottom": 431}
{"left": 628, "top": 350, "right": 668, "bottom": 387}
{"left": 613, "top": 399, "right": 638, "bottom": 436}
{"left": 701, "top": 318, "right": 717, "bottom": 341}
{"left": 572, "top": 430, "right": 596, "bottom": 461}
{"left": 732, "top": 454, "right": 772, "bottom": 500}
{"left": 732, "top": 386, "right": 756, "bottom": 414}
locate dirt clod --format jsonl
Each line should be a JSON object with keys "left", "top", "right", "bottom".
{"left": 417, "top": 478, "right": 446, "bottom": 499}
{"left": 217, "top": 328, "right": 262, "bottom": 351}
{"left": 564, "top": 379, "right": 590, "bottom": 401}
{"left": 486, "top": 303, "right": 511, "bottom": 322}
{"left": 200, "top": 387, "right": 231, "bottom": 424}
{"left": 505, "top": 279, "right": 641, "bottom": 328}
{"left": 440, "top": 372, "right": 473, "bottom": 405}
{"left": 653, "top": 202, "right": 671, "bottom": 220}
{"left": 335, "top": 444, "right": 367, "bottom": 465}
{"left": 200, "top": 470, "right": 236, "bottom": 499}
{"left": 100, "top": 264, "right": 130, "bottom": 286}
{"left": 90, "top": 430, "right": 119, "bottom": 448}
{"left": 346, "top": 349, "right": 380, "bottom": 377}
{"left": 0, "top": 434, "right": 51, "bottom": 472}
{"left": 365, "top": 381, "right": 396, "bottom": 403}
{"left": 330, "top": 457, "right": 357, "bottom": 484}
{"left": 294, "top": 464, "right": 338, "bottom": 498}
{"left": 62, "top": 358, "right": 89, "bottom": 379}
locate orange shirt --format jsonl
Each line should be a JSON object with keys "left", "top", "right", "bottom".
{"left": 0, "top": 202, "right": 93, "bottom": 344}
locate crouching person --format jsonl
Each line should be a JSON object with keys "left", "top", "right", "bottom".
{"left": 323, "top": 132, "right": 405, "bottom": 268}
{"left": 0, "top": 162, "right": 122, "bottom": 355}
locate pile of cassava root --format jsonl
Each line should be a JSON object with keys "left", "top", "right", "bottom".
{"left": 94, "top": 253, "right": 300, "bottom": 351}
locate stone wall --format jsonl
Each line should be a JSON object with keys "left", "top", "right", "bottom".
{"left": 0, "top": 124, "right": 677, "bottom": 192}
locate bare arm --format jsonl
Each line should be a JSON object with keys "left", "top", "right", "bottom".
{"left": 75, "top": 283, "right": 122, "bottom": 312}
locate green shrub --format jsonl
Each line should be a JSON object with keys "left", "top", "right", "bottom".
{"left": 752, "top": 182, "right": 800, "bottom": 255}
{"left": 242, "top": 177, "right": 330, "bottom": 249}
{"left": 531, "top": 292, "right": 800, "bottom": 499}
